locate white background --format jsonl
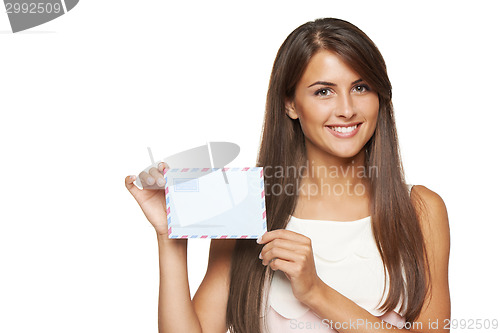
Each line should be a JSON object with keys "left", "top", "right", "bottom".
{"left": 1, "top": 1, "right": 499, "bottom": 332}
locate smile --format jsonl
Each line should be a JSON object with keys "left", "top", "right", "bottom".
{"left": 330, "top": 124, "right": 358, "bottom": 133}
{"left": 326, "top": 123, "right": 362, "bottom": 138}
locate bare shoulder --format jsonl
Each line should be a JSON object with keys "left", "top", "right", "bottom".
{"left": 202, "top": 239, "right": 236, "bottom": 285}
{"left": 207, "top": 239, "right": 237, "bottom": 270}
{"left": 411, "top": 185, "right": 446, "bottom": 212}
{"left": 411, "top": 185, "right": 448, "bottom": 224}
{"left": 410, "top": 185, "right": 450, "bottom": 255}
{"left": 410, "top": 188, "right": 451, "bottom": 324}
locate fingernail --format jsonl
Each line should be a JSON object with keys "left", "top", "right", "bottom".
{"left": 157, "top": 178, "right": 165, "bottom": 186}
{"left": 256, "top": 236, "right": 262, "bottom": 244}
{"left": 147, "top": 177, "right": 155, "bottom": 185}
{"left": 259, "top": 252, "right": 262, "bottom": 259}
{"left": 129, "top": 175, "right": 136, "bottom": 181}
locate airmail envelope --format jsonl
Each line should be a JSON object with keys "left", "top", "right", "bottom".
{"left": 164, "top": 167, "right": 267, "bottom": 239}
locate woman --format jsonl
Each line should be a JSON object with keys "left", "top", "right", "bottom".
{"left": 125, "top": 18, "right": 450, "bottom": 333}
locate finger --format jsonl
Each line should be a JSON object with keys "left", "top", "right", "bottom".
{"left": 261, "top": 247, "right": 301, "bottom": 266}
{"left": 124, "top": 175, "right": 140, "bottom": 198}
{"left": 268, "top": 258, "right": 295, "bottom": 274}
{"left": 139, "top": 171, "right": 156, "bottom": 188}
{"left": 158, "top": 162, "right": 170, "bottom": 175}
{"left": 260, "top": 238, "right": 304, "bottom": 256}
{"left": 149, "top": 167, "right": 166, "bottom": 187}
{"left": 258, "top": 229, "right": 310, "bottom": 245}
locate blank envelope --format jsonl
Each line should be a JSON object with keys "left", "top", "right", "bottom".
{"left": 165, "top": 167, "right": 267, "bottom": 239}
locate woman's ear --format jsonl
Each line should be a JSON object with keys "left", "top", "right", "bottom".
{"left": 285, "top": 99, "right": 299, "bottom": 119}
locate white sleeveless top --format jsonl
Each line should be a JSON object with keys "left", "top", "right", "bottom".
{"left": 261, "top": 185, "right": 414, "bottom": 332}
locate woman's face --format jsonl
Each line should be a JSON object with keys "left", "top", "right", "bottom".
{"left": 286, "top": 50, "right": 379, "bottom": 160}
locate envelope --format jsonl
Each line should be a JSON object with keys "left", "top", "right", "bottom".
{"left": 164, "top": 167, "right": 267, "bottom": 239}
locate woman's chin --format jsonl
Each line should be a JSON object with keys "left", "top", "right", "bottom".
{"left": 335, "top": 152, "right": 359, "bottom": 160}
{"left": 328, "top": 146, "right": 364, "bottom": 160}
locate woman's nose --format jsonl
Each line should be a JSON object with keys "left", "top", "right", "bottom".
{"left": 335, "top": 93, "right": 355, "bottom": 119}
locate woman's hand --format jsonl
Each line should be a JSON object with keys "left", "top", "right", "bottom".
{"left": 258, "top": 229, "right": 322, "bottom": 303}
{"left": 125, "top": 162, "right": 170, "bottom": 236}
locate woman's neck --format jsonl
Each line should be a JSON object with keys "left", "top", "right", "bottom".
{"left": 299, "top": 145, "right": 371, "bottom": 201}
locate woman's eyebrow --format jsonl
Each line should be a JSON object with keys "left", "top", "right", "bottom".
{"left": 307, "top": 78, "right": 363, "bottom": 88}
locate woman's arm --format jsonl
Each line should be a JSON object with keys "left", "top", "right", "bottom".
{"left": 125, "top": 166, "right": 234, "bottom": 333}
{"left": 259, "top": 185, "right": 451, "bottom": 332}
{"left": 409, "top": 185, "right": 451, "bottom": 330}
{"left": 156, "top": 236, "right": 194, "bottom": 332}
{"left": 192, "top": 239, "right": 236, "bottom": 332}
{"left": 306, "top": 185, "right": 450, "bottom": 332}
{"left": 157, "top": 237, "right": 235, "bottom": 333}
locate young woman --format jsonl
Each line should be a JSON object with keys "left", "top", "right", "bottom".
{"left": 125, "top": 18, "right": 450, "bottom": 333}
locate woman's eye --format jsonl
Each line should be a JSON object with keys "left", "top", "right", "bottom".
{"left": 353, "top": 84, "right": 370, "bottom": 93}
{"left": 315, "top": 88, "right": 332, "bottom": 97}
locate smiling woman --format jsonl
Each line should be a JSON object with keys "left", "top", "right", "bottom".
{"left": 125, "top": 17, "right": 450, "bottom": 333}
{"left": 227, "top": 17, "right": 450, "bottom": 333}
{"left": 285, "top": 50, "right": 380, "bottom": 159}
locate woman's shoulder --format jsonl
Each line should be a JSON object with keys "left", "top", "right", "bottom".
{"left": 207, "top": 239, "right": 236, "bottom": 266}
{"left": 410, "top": 185, "right": 447, "bottom": 215}
{"left": 409, "top": 185, "right": 450, "bottom": 246}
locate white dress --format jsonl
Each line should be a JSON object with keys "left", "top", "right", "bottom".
{"left": 261, "top": 185, "right": 414, "bottom": 332}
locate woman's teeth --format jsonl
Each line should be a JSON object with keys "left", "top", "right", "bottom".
{"left": 331, "top": 124, "right": 358, "bottom": 133}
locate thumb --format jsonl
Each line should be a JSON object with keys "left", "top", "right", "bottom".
{"left": 124, "top": 175, "right": 141, "bottom": 199}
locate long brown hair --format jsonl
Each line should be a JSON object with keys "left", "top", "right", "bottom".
{"left": 226, "top": 18, "right": 429, "bottom": 332}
